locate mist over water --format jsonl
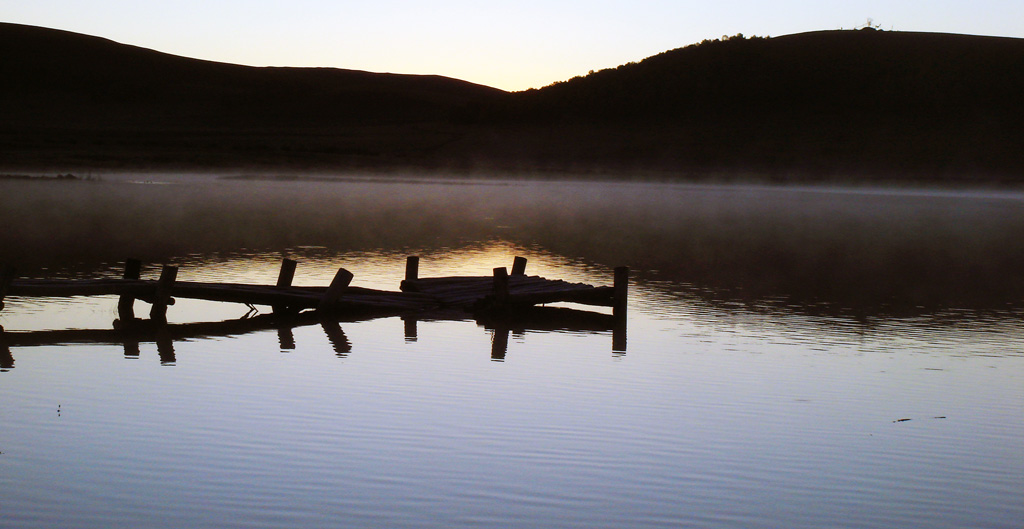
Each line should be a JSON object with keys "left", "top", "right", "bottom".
{"left": 4, "top": 174, "right": 1024, "bottom": 311}
{"left": 2, "top": 174, "right": 1023, "bottom": 529}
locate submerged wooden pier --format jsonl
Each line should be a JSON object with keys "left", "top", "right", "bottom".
{"left": 0, "top": 256, "right": 628, "bottom": 360}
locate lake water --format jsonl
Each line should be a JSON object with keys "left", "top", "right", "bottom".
{"left": 1, "top": 174, "right": 1022, "bottom": 528}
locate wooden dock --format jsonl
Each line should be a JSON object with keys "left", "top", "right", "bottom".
{"left": 401, "top": 256, "right": 627, "bottom": 315}
{"left": 0, "top": 256, "right": 628, "bottom": 361}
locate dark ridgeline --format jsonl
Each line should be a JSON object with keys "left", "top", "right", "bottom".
{"left": 2, "top": 22, "right": 1024, "bottom": 180}
{"left": 0, "top": 22, "right": 505, "bottom": 169}
{"left": 0, "top": 22, "right": 503, "bottom": 127}
{"left": 496, "top": 29, "right": 1024, "bottom": 180}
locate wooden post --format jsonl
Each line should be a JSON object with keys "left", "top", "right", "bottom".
{"left": 0, "top": 265, "right": 16, "bottom": 312}
{"left": 276, "top": 258, "right": 297, "bottom": 288}
{"left": 492, "top": 267, "right": 509, "bottom": 307}
{"left": 273, "top": 258, "right": 298, "bottom": 314}
{"left": 0, "top": 330, "right": 13, "bottom": 370}
{"left": 612, "top": 266, "right": 628, "bottom": 353}
{"left": 613, "top": 266, "right": 629, "bottom": 319}
{"left": 149, "top": 265, "right": 178, "bottom": 324}
{"left": 318, "top": 268, "right": 353, "bottom": 312}
{"left": 511, "top": 256, "right": 527, "bottom": 276}
{"left": 405, "top": 256, "right": 420, "bottom": 282}
{"left": 117, "top": 258, "right": 142, "bottom": 322}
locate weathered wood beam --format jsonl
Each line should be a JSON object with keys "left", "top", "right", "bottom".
{"left": 492, "top": 267, "right": 509, "bottom": 307}
{"left": 511, "top": 256, "right": 527, "bottom": 276}
{"left": 406, "top": 256, "right": 420, "bottom": 282}
{"left": 0, "top": 265, "right": 16, "bottom": 312}
{"left": 8, "top": 278, "right": 152, "bottom": 297}
{"left": 318, "top": 268, "right": 354, "bottom": 312}
{"left": 118, "top": 258, "right": 142, "bottom": 322}
{"left": 273, "top": 258, "right": 298, "bottom": 314}
{"left": 507, "top": 286, "right": 616, "bottom": 307}
{"left": 149, "top": 265, "right": 178, "bottom": 324}
{"left": 613, "top": 266, "right": 629, "bottom": 319}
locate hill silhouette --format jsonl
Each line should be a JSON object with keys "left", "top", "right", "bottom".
{"left": 0, "top": 23, "right": 503, "bottom": 170}
{"left": 490, "top": 29, "right": 1024, "bottom": 181}
{"left": 3, "top": 22, "right": 1023, "bottom": 181}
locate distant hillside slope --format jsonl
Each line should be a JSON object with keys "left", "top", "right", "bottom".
{"left": 488, "top": 29, "right": 1024, "bottom": 178}
{"left": 0, "top": 22, "right": 503, "bottom": 130}
{"left": 512, "top": 29, "right": 1024, "bottom": 125}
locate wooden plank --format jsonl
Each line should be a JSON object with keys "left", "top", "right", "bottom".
{"left": 171, "top": 282, "right": 321, "bottom": 308}
{"left": 486, "top": 286, "right": 616, "bottom": 309}
{"left": 409, "top": 276, "right": 494, "bottom": 285}
{"left": 9, "top": 278, "right": 153, "bottom": 297}
{"left": 8, "top": 276, "right": 605, "bottom": 311}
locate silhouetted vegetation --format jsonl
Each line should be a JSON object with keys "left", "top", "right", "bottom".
{"left": 486, "top": 30, "right": 1024, "bottom": 180}
{"left": 3, "top": 23, "right": 1024, "bottom": 181}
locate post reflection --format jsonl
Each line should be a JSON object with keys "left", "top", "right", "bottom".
{"left": 491, "top": 326, "right": 509, "bottom": 361}
{"left": 1, "top": 331, "right": 13, "bottom": 371}
{"left": 320, "top": 320, "right": 351, "bottom": 357}
{"left": 123, "top": 339, "right": 141, "bottom": 358}
{"left": 403, "top": 316, "right": 418, "bottom": 342}
{"left": 0, "top": 302, "right": 624, "bottom": 369}
{"left": 277, "top": 326, "right": 296, "bottom": 351}
{"left": 156, "top": 331, "right": 175, "bottom": 365}
{"left": 476, "top": 305, "right": 625, "bottom": 359}
{"left": 613, "top": 317, "right": 627, "bottom": 355}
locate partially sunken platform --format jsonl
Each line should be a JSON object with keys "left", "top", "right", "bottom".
{"left": 0, "top": 256, "right": 628, "bottom": 360}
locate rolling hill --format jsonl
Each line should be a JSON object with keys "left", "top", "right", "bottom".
{"left": 493, "top": 29, "right": 1024, "bottom": 180}
{"left": 3, "top": 22, "right": 1023, "bottom": 181}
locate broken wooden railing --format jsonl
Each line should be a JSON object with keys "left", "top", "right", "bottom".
{"left": 0, "top": 256, "right": 628, "bottom": 358}
{"left": 1, "top": 259, "right": 437, "bottom": 322}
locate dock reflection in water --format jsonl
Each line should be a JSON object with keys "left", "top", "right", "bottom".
{"left": 0, "top": 307, "right": 623, "bottom": 366}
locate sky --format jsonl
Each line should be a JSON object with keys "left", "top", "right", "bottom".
{"left": 4, "top": 1, "right": 1023, "bottom": 91}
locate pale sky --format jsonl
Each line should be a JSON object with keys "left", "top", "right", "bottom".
{"left": 4, "top": 1, "right": 1023, "bottom": 91}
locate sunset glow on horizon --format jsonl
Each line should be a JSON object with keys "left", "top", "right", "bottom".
{"left": 5, "top": 1, "right": 1024, "bottom": 91}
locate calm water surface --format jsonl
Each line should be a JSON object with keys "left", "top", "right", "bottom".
{"left": 1, "top": 175, "right": 1022, "bottom": 528}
